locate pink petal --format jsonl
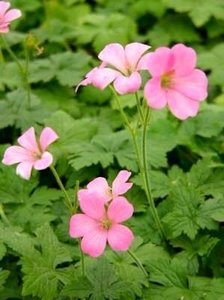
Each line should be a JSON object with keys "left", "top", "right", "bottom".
{"left": 0, "top": 25, "right": 9, "bottom": 33}
{"left": 98, "top": 43, "right": 127, "bottom": 74}
{"left": 144, "top": 77, "right": 167, "bottom": 109}
{"left": 4, "top": 9, "right": 21, "bottom": 22}
{"left": 91, "top": 67, "right": 119, "bottom": 89}
{"left": 33, "top": 151, "right": 53, "bottom": 170}
{"left": 173, "top": 69, "right": 208, "bottom": 101}
{"left": 81, "top": 229, "right": 107, "bottom": 257}
{"left": 2, "top": 146, "right": 33, "bottom": 165}
{"left": 87, "top": 177, "right": 111, "bottom": 203}
{"left": 112, "top": 170, "right": 133, "bottom": 197}
{"left": 172, "top": 43, "right": 196, "bottom": 76}
{"left": 16, "top": 162, "right": 33, "bottom": 180}
{"left": 125, "top": 42, "right": 150, "bottom": 71}
{"left": 0, "top": 2, "right": 10, "bottom": 15}
{"left": 113, "top": 72, "right": 142, "bottom": 94}
{"left": 39, "top": 127, "right": 58, "bottom": 152}
{"left": 108, "top": 224, "right": 134, "bottom": 251}
{"left": 142, "top": 47, "right": 174, "bottom": 76}
{"left": 69, "top": 214, "right": 98, "bottom": 238}
{"left": 17, "top": 127, "right": 38, "bottom": 152}
{"left": 107, "top": 196, "right": 134, "bottom": 223}
{"left": 78, "top": 190, "right": 106, "bottom": 220}
{"left": 167, "top": 89, "right": 200, "bottom": 120}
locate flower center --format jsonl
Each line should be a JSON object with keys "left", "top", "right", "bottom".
{"left": 161, "top": 71, "right": 174, "bottom": 89}
{"left": 101, "top": 218, "right": 112, "bottom": 230}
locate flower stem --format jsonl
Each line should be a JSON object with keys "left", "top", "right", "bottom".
{"left": 135, "top": 92, "right": 144, "bottom": 124}
{"left": 50, "top": 165, "right": 74, "bottom": 213}
{"left": 0, "top": 204, "right": 10, "bottom": 226}
{"left": 127, "top": 250, "right": 148, "bottom": 278}
{"left": 79, "top": 240, "right": 85, "bottom": 277}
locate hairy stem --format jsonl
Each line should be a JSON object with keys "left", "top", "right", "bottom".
{"left": 127, "top": 250, "right": 148, "bottom": 278}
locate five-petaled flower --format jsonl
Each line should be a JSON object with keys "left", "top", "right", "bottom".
{"left": 77, "top": 42, "right": 150, "bottom": 94}
{"left": 78, "top": 170, "right": 133, "bottom": 203}
{"left": 69, "top": 191, "right": 134, "bottom": 257}
{"left": 141, "top": 43, "right": 208, "bottom": 120}
{"left": 0, "top": 1, "right": 22, "bottom": 33}
{"left": 2, "top": 127, "right": 58, "bottom": 180}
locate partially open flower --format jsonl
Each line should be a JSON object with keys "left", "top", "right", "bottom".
{"left": 2, "top": 127, "right": 58, "bottom": 180}
{"left": 0, "top": 1, "right": 22, "bottom": 33}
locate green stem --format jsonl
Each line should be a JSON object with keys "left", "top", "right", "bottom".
{"left": 127, "top": 250, "right": 148, "bottom": 278}
{"left": 50, "top": 165, "right": 73, "bottom": 213}
{"left": 141, "top": 108, "right": 166, "bottom": 240}
{"left": 0, "top": 204, "right": 10, "bottom": 226}
{"left": 135, "top": 92, "right": 144, "bottom": 124}
{"left": 24, "top": 47, "right": 31, "bottom": 106}
{"left": 80, "top": 240, "right": 85, "bottom": 277}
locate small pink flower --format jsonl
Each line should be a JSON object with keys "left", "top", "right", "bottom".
{"left": 69, "top": 192, "right": 134, "bottom": 257}
{"left": 78, "top": 170, "right": 133, "bottom": 203}
{"left": 0, "top": 1, "right": 22, "bottom": 33}
{"left": 2, "top": 127, "right": 58, "bottom": 180}
{"left": 142, "top": 43, "right": 208, "bottom": 120}
{"left": 77, "top": 42, "right": 150, "bottom": 94}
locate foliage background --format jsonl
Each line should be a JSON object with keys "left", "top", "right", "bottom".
{"left": 0, "top": 0, "right": 224, "bottom": 299}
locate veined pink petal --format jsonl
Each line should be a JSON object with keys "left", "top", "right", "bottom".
{"left": 144, "top": 78, "right": 167, "bottom": 109}
{"left": 81, "top": 229, "right": 107, "bottom": 257}
{"left": 39, "top": 127, "right": 58, "bottom": 152}
{"left": 143, "top": 47, "right": 174, "bottom": 76}
{"left": 78, "top": 191, "right": 105, "bottom": 220}
{"left": 112, "top": 170, "right": 133, "bottom": 197}
{"left": 167, "top": 89, "right": 200, "bottom": 120}
{"left": 69, "top": 214, "right": 98, "bottom": 238}
{"left": 0, "top": 1, "right": 10, "bottom": 15}
{"left": 173, "top": 69, "right": 208, "bottom": 101}
{"left": 98, "top": 43, "right": 127, "bottom": 74}
{"left": 91, "top": 67, "right": 119, "bottom": 90}
{"left": 113, "top": 72, "right": 141, "bottom": 94}
{"left": 33, "top": 151, "right": 53, "bottom": 170}
{"left": 2, "top": 146, "right": 33, "bottom": 165}
{"left": 17, "top": 127, "right": 39, "bottom": 152}
{"left": 16, "top": 161, "right": 33, "bottom": 180}
{"left": 4, "top": 8, "right": 21, "bottom": 22}
{"left": 125, "top": 42, "right": 150, "bottom": 71}
{"left": 107, "top": 196, "right": 134, "bottom": 223}
{"left": 172, "top": 43, "right": 196, "bottom": 76}
{"left": 87, "top": 177, "right": 111, "bottom": 203}
{"left": 108, "top": 224, "right": 134, "bottom": 251}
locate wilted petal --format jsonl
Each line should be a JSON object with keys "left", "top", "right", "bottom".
{"left": 4, "top": 9, "right": 22, "bottom": 22}
{"left": 113, "top": 72, "right": 141, "bottom": 94}
{"left": 34, "top": 151, "right": 53, "bottom": 170}
{"left": 16, "top": 161, "right": 33, "bottom": 180}
{"left": 78, "top": 190, "right": 105, "bottom": 220}
{"left": 125, "top": 42, "right": 150, "bottom": 71}
{"left": 112, "top": 170, "right": 132, "bottom": 197}
{"left": 87, "top": 177, "right": 111, "bottom": 202}
{"left": 108, "top": 224, "right": 134, "bottom": 251}
{"left": 107, "top": 196, "right": 134, "bottom": 223}
{"left": 144, "top": 77, "right": 167, "bottom": 109}
{"left": 2, "top": 146, "right": 33, "bottom": 165}
{"left": 172, "top": 43, "right": 196, "bottom": 76}
{"left": 69, "top": 214, "right": 98, "bottom": 238}
{"left": 81, "top": 229, "right": 107, "bottom": 257}
{"left": 39, "top": 127, "right": 58, "bottom": 152}
{"left": 17, "top": 127, "right": 38, "bottom": 152}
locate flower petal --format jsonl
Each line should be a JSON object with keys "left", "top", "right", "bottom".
{"left": 69, "top": 214, "right": 98, "bottom": 238}
{"left": 144, "top": 77, "right": 167, "bottom": 109}
{"left": 4, "top": 9, "right": 21, "bottom": 22}
{"left": 39, "top": 127, "right": 58, "bottom": 152}
{"left": 16, "top": 162, "right": 33, "bottom": 180}
{"left": 107, "top": 196, "right": 134, "bottom": 223}
{"left": 113, "top": 72, "right": 141, "bottom": 94}
{"left": 78, "top": 190, "right": 105, "bottom": 220}
{"left": 125, "top": 42, "right": 150, "bottom": 71}
{"left": 98, "top": 43, "right": 127, "bottom": 73}
{"left": 81, "top": 229, "right": 107, "bottom": 257}
{"left": 17, "top": 127, "right": 38, "bottom": 152}
{"left": 108, "top": 224, "right": 134, "bottom": 251}
{"left": 173, "top": 69, "right": 208, "bottom": 101}
{"left": 91, "top": 67, "right": 119, "bottom": 89}
{"left": 33, "top": 151, "right": 53, "bottom": 170}
{"left": 2, "top": 146, "right": 33, "bottom": 165}
{"left": 0, "top": 1, "right": 10, "bottom": 15}
{"left": 167, "top": 89, "right": 200, "bottom": 120}
{"left": 112, "top": 170, "right": 133, "bottom": 197}
{"left": 0, "top": 25, "right": 9, "bottom": 33}
{"left": 87, "top": 177, "right": 111, "bottom": 203}
{"left": 172, "top": 43, "right": 196, "bottom": 76}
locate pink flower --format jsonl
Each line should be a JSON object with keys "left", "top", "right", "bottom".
{"left": 77, "top": 42, "right": 150, "bottom": 94}
{"left": 0, "top": 1, "right": 22, "bottom": 33}
{"left": 142, "top": 43, "right": 208, "bottom": 120}
{"left": 69, "top": 192, "right": 134, "bottom": 257}
{"left": 78, "top": 170, "right": 133, "bottom": 203}
{"left": 2, "top": 127, "right": 58, "bottom": 180}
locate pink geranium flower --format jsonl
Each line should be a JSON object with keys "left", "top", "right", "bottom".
{"left": 142, "top": 43, "right": 208, "bottom": 120}
{"left": 2, "top": 127, "right": 58, "bottom": 180}
{"left": 77, "top": 42, "right": 150, "bottom": 94}
{"left": 70, "top": 192, "right": 134, "bottom": 257}
{"left": 0, "top": 1, "right": 22, "bottom": 33}
{"left": 78, "top": 170, "right": 133, "bottom": 203}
